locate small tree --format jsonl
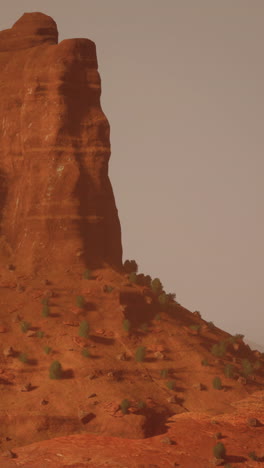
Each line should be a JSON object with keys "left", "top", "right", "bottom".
{"left": 76, "top": 295, "right": 85, "bottom": 308}
{"left": 242, "top": 359, "right": 254, "bottom": 377}
{"left": 248, "top": 451, "right": 258, "bottom": 461}
{"left": 18, "top": 353, "right": 28, "bottom": 363}
{"left": 41, "top": 297, "right": 49, "bottom": 306}
{"left": 36, "top": 330, "right": 44, "bottom": 338}
{"left": 120, "top": 398, "right": 131, "bottom": 414}
{"left": 211, "top": 341, "right": 227, "bottom": 358}
{"left": 49, "top": 360, "right": 62, "bottom": 379}
{"left": 160, "top": 368, "right": 169, "bottom": 378}
{"left": 213, "top": 442, "right": 226, "bottom": 459}
{"left": 82, "top": 348, "right": 90, "bottom": 358}
{"left": 137, "top": 400, "right": 146, "bottom": 409}
{"left": 20, "top": 321, "right": 31, "bottom": 333}
{"left": 224, "top": 364, "right": 234, "bottom": 379}
{"left": 123, "top": 260, "right": 138, "bottom": 274}
{"left": 135, "top": 346, "right": 146, "bottom": 362}
{"left": 213, "top": 376, "right": 222, "bottom": 390}
{"left": 151, "top": 278, "right": 163, "bottom": 295}
{"left": 78, "top": 320, "right": 90, "bottom": 338}
{"left": 158, "top": 293, "right": 170, "bottom": 309}
{"left": 166, "top": 380, "right": 175, "bottom": 390}
{"left": 122, "top": 319, "right": 131, "bottom": 332}
{"left": 42, "top": 304, "right": 50, "bottom": 317}
{"left": 43, "top": 345, "right": 52, "bottom": 355}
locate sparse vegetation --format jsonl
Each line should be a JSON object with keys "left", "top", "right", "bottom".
{"left": 224, "top": 363, "right": 234, "bottom": 379}
{"left": 253, "top": 360, "right": 262, "bottom": 371}
{"left": 122, "top": 319, "right": 131, "bottom": 332}
{"left": 83, "top": 269, "right": 92, "bottom": 279}
{"left": 104, "top": 285, "right": 114, "bottom": 293}
{"left": 76, "top": 295, "right": 85, "bottom": 308}
{"left": 136, "top": 273, "right": 152, "bottom": 287}
{"left": 139, "top": 322, "right": 148, "bottom": 332}
{"left": 42, "top": 304, "right": 50, "bottom": 317}
{"left": 234, "top": 333, "right": 244, "bottom": 340}
{"left": 120, "top": 398, "right": 131, "bottom": 414}
{"left": 36, "top": 331, "right": 44, "bottom": 338}
{"left": 78, "top": 320, "right": 90, "bottom": 338}
{"left": 43, "top": 346, "right": 52, "bottom": 355}
{"left": 135, "top": 346, "right": 146, "bottom": 362}
{"left": 49, "top": 360, "right": 62, "bottom": 379}
{"left": 18, "top": 353, "right": 28, "bottom": 363}
{"left": 123, "top": 259, "right": 138, "bottom": 274}
{"left": 137, "top": 400, "right": 146, "bottom": 409}
{"left": 213, "top": 441, "right": 226, "bottom": 459}
{"left": 154, "top": 313, "right": 161, "bottom": 321}
{"left": 166, "top": 380, "right": 175, "bottom": 390}
{"left": 20, "top": 321, "right": 31, "bottom": 333}
{"left": 213, "top": 376, "right": 222, "bottom": 390}
{"left": 158, "top": 292, "right": 170, "bottom": 308}
{"left": 160, "top": 368, "right": 169, "bottom": 378}
{"left": 151, "top": 278, "right": 163, "bottom": 295}
{"left": 211, "top": 341, "right": 227, "bottom": 358}
{"left": 81, "top": 348, "right": 90, "bottom": 358}
{"left": 242, "top": 359, "right": 254, "bottom": 377}
{"left": 41, "top": 297, "right": 49, "bottom": 306}
{"left": 129, "top": 272, "right": 137, "bottom": 283}
{"left": 201, "top": 359, "right": 209, "bottom": 366}
{"left": 189, "top": 324, "right": 201, "bottom": 333}
{"left": 248, "top": 451, "right": 258, "bottom": 461}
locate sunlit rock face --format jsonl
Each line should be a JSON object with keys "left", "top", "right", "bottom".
{"left": 0, "top": 12, "right": 123, "bottom": 275}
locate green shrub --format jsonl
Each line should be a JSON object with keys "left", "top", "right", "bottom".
{"left": 104, "top": 285, "right": 114, "bottom": 293}
{"left": 136, "top": 273, "right": 152, "bottom": 287}
{"left": 224, "top": 363, "right": 234, "bottom": 378}
{"left": 120, "top": 398, "right": 131, "bottom": 414}
{"left": 234, "top": 333, "right": 244, "bottom": 340}
{"left": 189, "top": 324, "right": 201, "bottom": 333}
{"left": 167, "top": 293, "right": 176, "bottom": 302}
{"left": 76, "top": 295, "right": 85, "bottom": 308}
{"left": 83, "top": 269, "right": 92, "bottom": 279}
{"left": 41, "top": 297, "right": 49, "bottom": 305}
{"left": 122, "top": 319, "right": 131, "bottom": 332}
{"left": 211, "top": 341, "right": 227, "bottom": 358}
{"left": 166, "top": 380, "right": 175, "bottom": 390}
{"left": 129, "top": 272, "right": 137, "bottom": 283}
{"left": 49, "top": 360, "right": 62, "bottom": 379}
{"left": 81, "top": 348, "right": 90, "bottom": 358}
{"left": 227, "top": 336, "right": 236, "bottom": 344}
{"left": 201, "top": 359, "right": 209, "bottom": 366}
{"left": 42, "top": 304, "right": 50, "bottom": 317}
{"left": 248, "top": 451, "right": 258, "bottom": 461}
{"left": 135, "top": 346, "right": 146, "bottom": 362}
{"left": 36, "top": 330, "right": 44, "bottom": 338}
{"left": 151, "top": 278, "right": 163, "bottom": 295}
{"left": 253, "top": 360, "right": 262, "bottom": 371}
{"left": 213, "top": 442, "right": 226, "bottom": 459}
{"left": 123, "top": 260, "right": 138, "bottom": 274}
{"left": 154, "top": 313, "right": 161, "bottom": 321}
{"left": 18, "top": 353, "right": 28, "bottom": 363}
{"left": 160, "top": 368, "right": 169, "bottom": 378}
{"left": 137, "top": 400, "right": 146, "bottom": 409}
{"left": 242, "top": 359, "right": 254, "bottom": 377}
{"left": 158, "top": 293, "right": 170, "bottom": 308}
{"left": 43, "top": 346, "right": 52, "bottom": 355}
{"left": 78, "top": 320, "right": 90, "bottom": 338}
{"left": 213, "top": 376, "right": 222, "bottom": 390}
{"left": 20, "top": 321, "right": 31, "bottom": 333}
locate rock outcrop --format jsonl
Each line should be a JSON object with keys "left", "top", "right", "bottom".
{"left": 0, "top": 12, "right": 123, "bottom": 276}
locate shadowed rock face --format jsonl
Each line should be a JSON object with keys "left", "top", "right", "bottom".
{"left": 0, "top": 12, "right": 123, "bottom": 275}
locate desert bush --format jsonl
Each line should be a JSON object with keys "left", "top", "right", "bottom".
{"left": 120, "top": 398, "right": 131, "bottom": 414}
{"left": 136, "top": 273, "right": 152, "bottom": 287}
{"left": 158, "top": 293, "right": 170, "bottom": 308}
{"left": 213, "top": 376, "right": 222, "bottom": 390}
{"left": 41, "top": 297, "right": 49, "bottom": 305}
{"left": 42, "top": 304, "right": 50, "bottom": 317}
{"left": 43, "top": 345, "right": 52, "bottom": 355}
{"left": 234, "top": 333, "right": 244, "bottom": 340}
{"left": 160, "top": 368, "right": 169, "bottom": 378}
{"left": 36, "top": 331, "right": 44, "bottom": 338}
{"left": 20, "top": 321, "right": 31, "bottom": 333}
{"left": 189, "top": 324, "right": 201, "bottom": 333}
{"left": 76, "top": 295, "right": 85, "bottom": 308}
{"left": 82, "top": 348, "right": 90, "bottom": 358}
{"left": 166, "top": 380, "right": 175, "bottom": 390}
{"left": 137, "top": 400, "right": 146, "bottom": 409}
{"left": 18, "top": 353, "right": 28, "bottom": 363}
{"left": 242, "top": 359, "right": 254, "bottom": 377}
{"left": 201, "top": 359, "right": 209, "bottom": 366}
{"left": 248, "top": 451, "right": 258, "bottom": 461}
{"left": 224, "top": 464, "right": 232, "bottom": 468}
{"left": 49, "top": 360, "right": 62, "bottom": 379}
{"left": 83, "top": 269, "right": 92, "bottom": 279}
{"left": 211, "top": 341, "right": 227, "bottom": 358}
{"left": 154, "top": 313, "right": 161, "bottom": 321}
{"left": 253, "top": 360, "right": 262, "bottom": 371}
{"left": 78, "top": 320, "right": 90, "bottom": 338}
{"left": 213, "top": 441, "right": 226, "bottom": 459}
{"left": 104, "top": 285, "right": 114, "bottom": 293}
{"left": 129, "top": 272, "right": 137, "bottom": 283}
{"left": 135, "top": 346, "right": 146, "bottom": 362}
{"left": 123, "top": 260, "right": 138, "bottom": 274}
{"left": 224, "top": 363, "right": 234, "bottom": 378}
{"left": 122, "top": 319, "right": 131, "bottom": 332}
{"left": 151, "top": 278, "right": 163, "bottom": 295}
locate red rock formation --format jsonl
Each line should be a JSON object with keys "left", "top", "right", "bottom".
{"left": 0, "top": 12, "right": 123, "bottom": 276}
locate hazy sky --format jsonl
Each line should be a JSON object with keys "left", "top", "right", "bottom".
{"left": 1, "top": 1, "right": 263, "bottom": 347}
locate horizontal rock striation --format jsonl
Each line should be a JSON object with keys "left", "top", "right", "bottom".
{"left": 0, "top": 12, "right": 123, "bottom": 275}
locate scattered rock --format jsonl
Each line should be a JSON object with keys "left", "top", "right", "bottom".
{"left": 192, "top": 383, "right": 204, "bottom": 391}
{"left": 16, "top": 283, "right": 25, "bottom": 292}
{"left": 116, "top": 352, "right": 127, "bottom": 361}
{"left": 12, "top": 313, "right": 22, "bottom": 323}
{"left": 86, "top": 373, "right": 96, "bottom": 380}
{"left": 233, "top": 343, "right": 240, "bottom": 351}
{"left": 7, "top": 264, "right": 15, "bottom": 271}
{"left": 212, "top": 458, "right": 225, "bottom": 466}
{"left": 88, "top": 393, "right": 97, "bottom": 398}
{"left": 247, "top": 417, "right": 260, "bottom": 427}
{"left": 3, "top": 347, "right": 14, "bottom": 357}
{"left": 95, "top": 329, "right": 105, "bottom": 335}
{"left": 154, "top": 351, "right": 165, "bottom": 360}
{"left": 43, "top": 289, "right": 54, "bottom": 299}
{"left": 193, "top": 310, "right": 201, "bottom": 318}
{"left": 20, "top": 383, "right": 32, "bottom": 392}
{"left": 237, "top": 376, "right": 247, "bottom": 385}
{"left": 42, "top": 279, "right": 50, "bottom": 285}
{"left": 40, "top": 399, "right": 49, "bottom": 405}
{"left": 63, "top": 321, "right": 79, "bottom": 326}
{"left": 1, "top": 449, "right": 16, "bottom": 458}
{"left": 26, "top": 330, "right": 36, "bottom": 337}
{"left": 161, "top": 436, "right": 173, "bottom": 445}
{"left": 167, "top": 395, "right": 177, "bottom": 403}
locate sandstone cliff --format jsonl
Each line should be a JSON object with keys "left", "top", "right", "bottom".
{"left": 0, "top": 12, "right": 123, "bottom": 277}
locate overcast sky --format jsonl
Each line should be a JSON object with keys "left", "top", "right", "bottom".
{"left": 1, "top": 1, "right": 263, "bottom": 348}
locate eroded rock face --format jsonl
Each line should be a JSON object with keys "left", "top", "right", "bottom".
{"left": 0, "top": 12, "right": 123, "bottom": 275}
